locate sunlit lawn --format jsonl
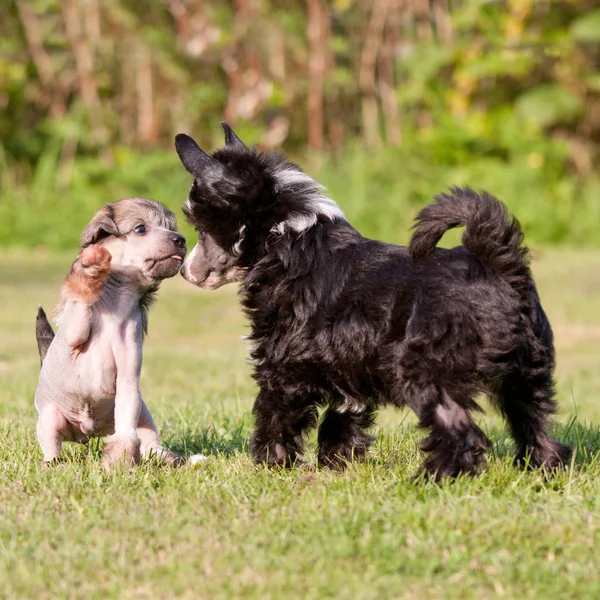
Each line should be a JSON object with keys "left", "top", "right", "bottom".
{"left": 1, "top": 248, "right": 600, "bottom": 599}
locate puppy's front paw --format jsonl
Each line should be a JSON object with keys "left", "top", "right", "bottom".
{"left": 63, "top": 245, "right": 112, "bottom": 304}
{"left": 79, "top": 245, "right": 112, "bottom": 280}
{"left": 102, "top": 433, "right": 141, "bottom": 472}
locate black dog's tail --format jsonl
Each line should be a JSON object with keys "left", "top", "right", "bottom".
{"left": 36, "top": 306, "right": 55, "bottom": 365}
{"left": 409, "top": 187, "right": 531, "bottom": 302}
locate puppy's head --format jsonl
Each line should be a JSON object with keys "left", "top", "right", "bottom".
{"left": 175, "top": 123, "right": 344, "bottom": 289}
{"left": 81, "top": 197, "right": 186, "bottom": 286}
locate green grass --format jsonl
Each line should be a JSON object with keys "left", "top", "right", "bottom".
{"left": 2, "top": 249, "right": 600, "bottom": 599}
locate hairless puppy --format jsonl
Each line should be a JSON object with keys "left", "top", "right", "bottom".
{"left": 35, "top": 197, "right": 204, "bottom": 470}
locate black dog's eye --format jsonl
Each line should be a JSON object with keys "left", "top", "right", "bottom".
{"left": 133, "top": 225, "right": 147, "bottom": 235}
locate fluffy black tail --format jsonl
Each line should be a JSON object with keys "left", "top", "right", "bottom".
{"left": 409, "top": 187, "right": 531, "bottom": 302}
{"left": 36, "top": 306, "right": 55, "bottom": 365}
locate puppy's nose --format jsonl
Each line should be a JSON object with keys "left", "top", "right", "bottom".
{"left": 171, "top": 233, "right": 186, "bottom": 249}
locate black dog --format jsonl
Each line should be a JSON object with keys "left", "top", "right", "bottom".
{"left": 175, "top": 123, "right": 571, "bottom": 479}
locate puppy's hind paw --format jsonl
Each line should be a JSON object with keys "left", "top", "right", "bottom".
{"left": 42, "top": 457, "right": 64, "bottom": 468}
{"left": 143, "top": 450, "right": 208, "bottom": 467}
{"left": 188, "top": 454, "right": 208, "bottom": 466}
{"left": 143, "top": 446, "right": 189, "bottom": 467}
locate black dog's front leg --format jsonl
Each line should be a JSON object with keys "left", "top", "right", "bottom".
{"left": 250, "top": 388, "right": 320, "bottom": 467}
{"left": 318, "top": 406, "right": 375, "bottom": 470}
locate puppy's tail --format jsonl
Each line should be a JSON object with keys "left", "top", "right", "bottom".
{"left": 409, "top": 187, "right": 531, "bottom": 301}
{"left": 36, "top": 306, "right": 55, "bottom": 365}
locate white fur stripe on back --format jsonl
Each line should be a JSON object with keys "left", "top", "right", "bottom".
{"left": 271, "top": 168, "right": 345, "bottom": 234}
{"left": 232, "top": 225, "right": 246, "bottom": 256}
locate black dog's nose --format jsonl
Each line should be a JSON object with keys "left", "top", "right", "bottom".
{"left": 172, "top": 233, "right": 186, "bottom": 249}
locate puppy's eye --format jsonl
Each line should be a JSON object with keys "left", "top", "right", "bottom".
{"left": 133, "top": 225, "right": 147, "bottom": 235}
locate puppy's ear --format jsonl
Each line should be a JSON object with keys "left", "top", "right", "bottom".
{"left": 81, "top": 216, "right": 119, "bottom": 247}
{"left": 221, "top": 122, "right": 247, "bottom": 150}
{"left": 175, "top": 133, "right": 226, "bottom": 181}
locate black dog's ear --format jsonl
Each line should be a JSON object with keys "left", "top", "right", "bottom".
{"left": 175, "top": 134, "right": 212, "bottom": 176}
{"left": 221, "top": 122, "right": 247, "bottom": 150}
{"left": 81, "top": 217, "right": 119, "bottom": 247}
{"left": 174, "top": 133, "right": 227, "bottom": 183}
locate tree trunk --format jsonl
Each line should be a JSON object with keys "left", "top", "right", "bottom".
{"left": 379, "top": 0, "right": 402, "bottom": 146}
{"left": 61, "top": 0, "right": 105, "bottom": 141}
{"left": 307, "top": 0, "right": 327, "bottom": 150}
{"left": 359, "top": 0, "right": 388, "bottom": 150}
{"left": 136, "top": 45, "right": 158, "bottom": 144}
{"left": 432, "top": 0, "right": 453, "bottom": 46}
{"left": 415, "top": 0, "right": 432, "bottom": 42}
{"left": 15, "top": 1, "right": 65, "bottom": 117}
{"left": 119, "top": 40, "right": 136, "bottom": 145}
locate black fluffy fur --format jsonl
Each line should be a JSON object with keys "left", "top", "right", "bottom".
{"left": 177, "top": 127, "right": 571, "bottom": 480}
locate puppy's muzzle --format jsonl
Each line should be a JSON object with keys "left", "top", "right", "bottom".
{"left": 181, "top": 265, "right": 222, "bottom": 288}
{"left": 171, "top": 232, "right": 186, "bottom": 254}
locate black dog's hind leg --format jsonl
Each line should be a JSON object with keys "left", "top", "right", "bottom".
{"left": 497, "top": 364, "right": 571, "bottom": 469}
{"left": 403, "top": 380, "right": 490, "bottom": 481}
{"left": 317, "top": 403, "right": 375, "bottom": 470}
{"left": 250, "top": 388, "right": 320, "bottom": 467}
{"left": 496, "top": 304, "right": 571, "bottom": 469}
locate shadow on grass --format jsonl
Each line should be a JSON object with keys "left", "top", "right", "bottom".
{"left": 483, "top": 419, "right": 600, "bottom": 466}
{"left": 164, "top": 417, "right": 600, "bottom": 467}
{"left": 165, "top": 421, "right": 248, "bottom": 458}
{"left": 557, "top": 418, "right": 600, "bottom": 465}
{"left": 42, "top": 422, "right": 250, "bottom": 465}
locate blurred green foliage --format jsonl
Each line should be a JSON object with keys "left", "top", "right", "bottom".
{"left": 0, "top": 0, "right": 599, "bottom": 248}
{"left": 2, "top": 136, "right": 599, "bottom": 250}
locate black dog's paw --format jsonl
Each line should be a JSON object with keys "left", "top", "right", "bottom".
{"left": 420, "top": 451, "right": 487, "bottom": 482}
{"left": 419, "top": 427, "right": 490, "bottom": 482}
{"left": 318, "top": 443, "right": 368, "bottom": 471}
{"left": 317, "top": 409, "right": 374, "bottom": 471}
{"left": 250, "top": 438, "right": 303, "bottom": 469}
{"left": 515, "top": 437, "right": 572, "bottom": 471}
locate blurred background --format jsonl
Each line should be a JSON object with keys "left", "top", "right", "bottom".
{"left": 1, "top": 0, "right": 599, "bottom": 249}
